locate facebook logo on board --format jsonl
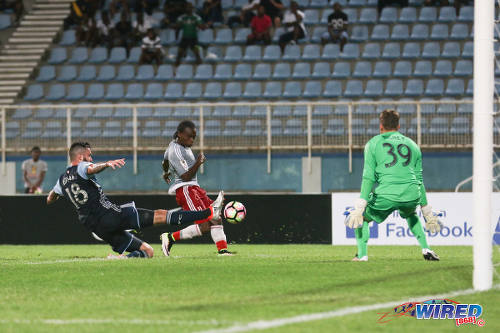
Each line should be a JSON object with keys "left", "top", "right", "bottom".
{"left": 346, "top": 222, "right": 379, "bottom": 238}
{"left": 494, "top": 217, "right": 500, "bottom": 245}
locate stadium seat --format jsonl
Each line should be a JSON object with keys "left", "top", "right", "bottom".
{"left": 320, "top": 9, "right": 333, "bottom": 24}
{"left": 458, "top": 6, "right": 473, "bottom": 22}
{"left": 310, "top": 118, "right": 323, "bottom": 135}
{"left": 102, "top": 121, "right": 121, "bottom": 138}
{"left": 458, "top": 102, "right": 472, "bottom": 114}
{"left": 340, "top": 44, "right": 359, "bottom": 60}
{"left": 450, "top": 23, "right": 469, "bottom": 40}
{"left": 243, "top": 45, "right": 261, "bottom": 61}
{"left": 283, "top": 45, "right": 301, "bottom": 61}
{"left": 425, "top": 79, "right": 445, "bottom": 97}
{"left": 233, "top": 104, "right": 252, "bottom": 117}
{"left": 48, "top": 48, "right": 67, "bottom": 64}
{"left": 46, "top": 84, "right": 65, "bottom": 101}
{"left": 399, "top": 7, "right": 417, "bottom": 23}
{"left": 384, "top": 79, "right": 403, "bottom": 97}
{"left": 126, "top": 47, "right": 141, "bottom": 63}
{"left": 224, "top": 45, "right": 242, "bottom": 62}
{"left": 205, "top": 46, "right": 223, "bottom": 62}
{"left": 283, "top": 119, "right": 303, "bottom": 136}
{"left": 204, "top": 120, "right": 221, "bottom": 137}
{"left": 23, "top": 121, "right": 43, "bottom": 139}
{"left": 312, "top": 62, "right": 330, "bottom": 79}
{"left": 414, "top": 61, "right": 432, "bottom": 77}
{"left": 96, "top": 65, "right": 115, "bottom": 81}
{"left": 302, "top": 44, "right": 320, "bottom": 61}
{"left": 350, "top": 26, "right": 369, "bottom": 42}
{"left": 351, "top": 118, "right": 366, "bottom": 135}
{"left": 214, "top": 63, "right": 232, "bottom": 80}
{"left": 309, "top": 0, "right": 327, "bottom": 8}
{"left": 223, "top": 82, "right": 242, "bottom": 99}
{"left": 445, "top": 79, "right": 465, "bottom": 96}
{"left": 117, "top": 65, "right": 135, "bottom": 81}
{"left": 243, "top": 119, "right": 263, "bottom": 136}
{"left": 358, "top": 8, "right": 377, "bottom": 24}
{"left": 441, "top": 42, "right": 460, "bottom": 58}
{"left": 36, "top": 66, "right": 56, "bottom": 82}
{"left": 211, "top": 105, "right": 231, "bottom": 118}
{"left": 430, "top": 24, "right": 448, "bottom": 40}
{"left": 380, "top": 7, "right": 398, "bottom": 23}
{"left": 454, "top": 60, "right": 472, "bottom": 77}
{"left": 393, "top": 60, "right": 411, "bottom": 78}
{"left": 270, "top": 119, "right": 283, "bottom": 135}
{"left": 234, "top": 28, "right": 251, "bottom": 44}
{"left": 64, "top": 84, "right": 84, "bottom": 101}
{"left": 153, "top": 105, "right": 172, "bottom": 118}
{"left": 194, "top": 64, "right": 213, "bottom": 80}
{"left": 344, "top": 80, "right": 363, "bottom": 98}
{"left": 222, "top": 120, "right": 242, "bottom": 136}
{"left": 114, "top": 107, "right": 132, "bottom": 119}
{"left": 303, "top": 81, "right": 321, "bottom": 98}
{"left": 215, "top": 28, "right": 233, "bottom": 44}
{"left": 105, "top": 83, "right": 124, "bottom": 100}
{"left": 401, "top": 42, "right": 420, "bottom": 59}
{"left": 59, "top": 30, "right": 76, "bottom": 46}
{"left": 372, "top": 61, "right": 391, "bottom": 78}
{"left": 33, "top": 105, "right": 54, "bottom": 119}
{"left": 462, "top": 41, "right": 473, "bottom": 59}
{"left": 0, "top": 14, "right": 11, "bottom": 30}
{"left": 304, "top": 9, "right": 319, "bottom": 25}
{"left": 136, "top": 65, "right": 155, "bottom": 81}
{"left": 273, "top": 63, "right": 291, "bottom": 80}
{"left": 436, "top": 101, "right": 457, "bottom": 114}
{"left": 391, "top": 24, "right": 409, "bottom": 41}
{"left": 343, "top": 8, "right": 358, "bottom": 23}
{"left": 24, "top": 84, "right": 43, "bottom": 101}
{"left": 371, "top": 24, "right": 390, "bottom": 41}
{"left": 321, "top": 43, "right": 340, "bottom": 60}
{"left": 422, "top": 42, "right": 440, "bottom": 59}
{"left": 155, "top": 64, "right": 174, "bottom": 81}
{"left": 42, "top": 121, "right": 63, "bottom": 138}
{"left": 438, "top": 6, "right": 456, "bottom": 22}
{"left": 429, "top": 117, "right": 448, "bottom": 135}
{"left": 410, "top": 24, "right": 429, "bottom": 40}
{"left": 124, "top": 83, "right": 143, "bottom": 100}
{"left": 69, "top": 47, "right": 88, "bottom": 64}
{"left": 73, "top": 107, "right": 94, "bottom": 118}
{"left": 78, "top": 65, "right": 97, "bottom": 81}
{"left": 419, "top": 7, "right": 437, "bottom": 23}
{"left": 242, "top": 82, "right": 262, "bottom": 99}
{"left": 362, "top": 43, "right": 381, "bottom": 60}
{"left": 184, "top": 83, "right": 202, "bottom": 99}
{"left": 160, "top": 29, "right": 176, "bottom": 45}
{"left": 263, "top": 81, "right": 282, "bottom": 99}
{"left": 311, "top": 26, "right": 328, "bottom": 43}
{"left": 332, "top": 62, "right": 350, "bottom": 78}
{"left": 175, "top": 64, "right": 193, "bottom": 80}
{"left": 404, "top": 79, "right": 424, "bottom": 97}
{"left": 253, "top": 63, "right": 271, "bottom": 80}
{"left": 88, "top": 47, "right": 107, "bottom": 64}
{"left": 420, "top": 98, "right": 436, "bottom": 114}
{"left": 292, "top": 62, "right": 311, "bottom": 79}
{"left": 203, "top": 82, "right": 222, "bottom": 99}
{"left": 198, "top": 29, "right": 214, "bottom": 45}
{"left": 263, "top": 45, "right": 281, "bottom": 61}
{"left": 325, "top": 118, "right": 345, "bottom": 136}
{"left": 381, "top": 42, "right": 400, "bottom": 60}
{"left": 164, "top": 83, "right": 183, "bottom": 99}
{"left": 352, "top": 61, "right": 372, "bottom": 78}
{"left": 274, "top": 104, "right": 292, "bottom": 117}
{"left": 364, "top": 80, "right": 383, "bottom": 97}
{"left": 86, "top": 83, "right": 104, "bottom": 100}
{"left": 323, "top": 80, "right": 342, "bottom": 98}
{"left": 450, "top": 117, "right": 469, "bottom": 135}
{"left": 283, "top": 81, "right": 302, "bottom": 98}
{"left": 143, "top": 83, "right": 163, "bottom": 100}
{"left": 57, "top": 65, "right": 77, "bottom": 82}
{"left": 434, "top": 60, "right": 453, "bottom": 77}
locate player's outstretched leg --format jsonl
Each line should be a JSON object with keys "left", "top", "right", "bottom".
{"left": 406, "top": 214, "right": 440, "bottom": 261}
{"left": 353, "top": 221, "right": 370, "bottom": 261}
{"left": 209, "top": 191, "right": 232, "bottom": 256}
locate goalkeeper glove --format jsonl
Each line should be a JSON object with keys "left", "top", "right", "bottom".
{"left": 344, "top": 198, "right": 367, "bottom": 229}
{"left": 421, "top": 205, "right": 443, "bottom": 233}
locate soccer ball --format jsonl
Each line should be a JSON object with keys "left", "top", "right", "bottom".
{"left": 224, "top": 201, "right": 246, "bottom": 224}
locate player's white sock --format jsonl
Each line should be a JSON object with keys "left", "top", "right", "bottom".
{"left": 179, "top": 224, "right": 202, "bottom": 240}
{"left": 210, "top": 225, "right": 228, "bottom": 251}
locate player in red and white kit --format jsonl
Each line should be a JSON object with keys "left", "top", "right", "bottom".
{"left": 160, "top": 120, "right": 232, "bottom": 256}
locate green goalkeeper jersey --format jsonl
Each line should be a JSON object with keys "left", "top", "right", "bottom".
{"left": 360, "top": 131, "right": 428, "bottom": 206}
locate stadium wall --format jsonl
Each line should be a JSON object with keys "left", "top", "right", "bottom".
{"left": 7, "top": 152, "right": 472, "bottom": 193}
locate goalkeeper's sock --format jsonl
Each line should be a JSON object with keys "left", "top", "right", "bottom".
{"left": 126, "top": 250, "right": 149, "bottom": 258}
{"left": 210, "top": 225, "right": 228, "bottom": 251}
{"left": 167, "top": 208, "right": 213, "bottom": 226}
{"left": 172, "top": 224, "right": 202, "bottom": 241}
{"left": 406, "top": 214, "right": 429, "bottom": 249}
{"left": 355, "top": 222, "right": 370, "bottom": 258}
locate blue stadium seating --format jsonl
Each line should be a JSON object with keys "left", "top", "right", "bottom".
{"left": 283, "top": 45, "right": 301, "bottom": 61}
{"left": 405, "top": 79, "right": 424, "bottom": 97}
{"left": 438, "top": 7, "right": 456, "bottom": 23}
{"left": 253, "top": 63, "right": 271, "bottom": 80}
{"left": 117, "top": 65, "right": 135, "bottom": 81}
{"left": 429, "top": 117, "right": 448, "bottom": 135}
{"left": 144, "top": 83, "right": 163, "bottom": 100}
{"left": 205, "top": 46, "right": 223, "bottom": 62}
{"left": 66, "top": 84, "right": 85, "bottom": 101}
{"left": 325, "top": 119, "right": 344, "bottom": 136}
{"left": 97, "top": 65, "right": 115, "bottom": 81}
{"left": 58, "top": 65, "right": 77, "bottom": 82}
{"left": 402, "top": 42, "right": 420, "bottom": 59}
{"left": 450, "top": 23, "right": 469, "bottom": 40}
{"left": 47, "top": 84, "right": 65, "bottom": 101}
{"left": 445, "top": 79, "right": 465, "bottom": 96}
{"left": 263, "top": 82, "right": 282, "bottom": 99}
{"left": 311, "top": 26, "right": 328, "bottom": 43}
{"left": 243, "top": 119, "right": 263, "bottom": 136}
{"left": 155, "top": 64, "right": 174, "bottom": 81}
{"left": 391, "top": 24, "right": 409, "bottom": 41}
{"left": 454, "top": 60, "right": 472, "bottom": 76}
{"left": 436, "top": 102, "right": 456, "bottom": 115}
{"left": 160, "top": 29, "right": 176, "bottom": 45}
{"left": 414, "top": 60, "right": 432, "bottom": 77}
{"left": 441, "top": 42, "right": 460, "bottom": 58}
{"left": 136, "top": 65, "right": 155, "bottom": 81}
{"left": 419, "top": 7, "right": 437, "bottom": 23}
{"left": 23, "top": 121, "right": 43, "bottom": 139}
{"left": 273, "top": 63, "right": 291, "bottom": 80}
{"left": 127, "top": 47, "right": 141, "bottom": 63}
{"left": 215, "top": 28, "right": 233, "bottom": 44}
{"left": 89, "top": 47, "right": 108, "bottom": 64}
{"left": 399, "top": 7, "right": 417, "bottom": 23}
{"left": 303, "top": 81, "right": 321, "bottom": 98}
{"left": 292, "top": 62, "right": 311, "bottom": 79}
{"left": 430, "top": 24, "right": 448, "bottom": 40}
{"left": 125, "top": 83, "right": 143, "bottom": 100}
{"left": 194, "top": 64, "right": 213, "bottom": 80}
{"left": 243, "top": 82, "right": 261, "bottom": 99}
{"left": 283, "top": 81, "right": 302, "bottom": 98}
{"left": 224, "top": 82, "right": 242, "bottom": 99}
{"left": 234, "top": 28, "right": 251, "bottom": 44}
{"left": 106, "top": 83, "right": 124, "bottom": 100}
{"left": 263, "top": 45, "right": 281, "bottom": 62}
{"left": 309, "top": 0, "right": 327, "bottom": 9}
{"left": 0, "top": 14, "right": 11, "bottom": 30}
{"left": 312, "top": 62, "right": 330, "bottom": 79}
{"left": 425, "top": 79, "right": 445, "bottom": 97}
{"left": 78, "top": 65, "right": 97, "bottom": 81}
{"left": 36, "top": 66, "right": 56, "bottom": 82}
{"left": 458, "top": 6, "right": 473, "bottom": 22}
{"left": 372, "top": 61, "right": 391, "bottom": 78}
{"left": 380, "top": 7, "right": 398, "bottom": 24}
{"left": 175, "top": 64, "right": 194, "bottom": 80}
{"left": 60, "top": 30, "right": 76, "bottom": 46}
{"left": 321, "top": 44, "right": 340, "bottom": 60}
{"left": 304, "top": 9, "right": 319, "bottom": 25}
{"left": 274, "top": 105, "right": 292, "bottom": 117}
{"left": 344, "top": 80, "right": 363, "bottom": 98}
{"left": 48, "top": 48, "right": 67, "bottom": 64}
{"left": 323, "top": 80, "right": 342, "bottom": 98}
{"left": 74, "top": 107, "right": 93, "bottom": 118}
{"left": 352, "top": 61, "right": 372, "bottom": 78}
{"left": 434, "top": 60, "right": 452, "bottom": 77}
{"left": 340, "top": 44, "right": 359, "bottom": 59}
{"left": 302, "top": 44, "right": 320, "bottom": 61}
{"left": 243, "top": 45, "right": 261, "bottom": 61}
{"left": 364, "top": 80, "right": 383, "bottom": 97}
{"left": 224, "top": 45, "right": 242, "bottom": 62}
{"left": 393, "top": 60, "right": 411, "bottom": 78}
{"left": 381, "top": 42, "right": 400, "bottom": 60}
{"left": 384, "top": 79, "right": 403, "bottom": 97}
{"left": 450, "top": 117, "right": 469, "bottom": 135}
{"left": 410, "top": 24, "right": 429, "bottom": 40}
{"left": 223, "top": 120, "right": 242, "bottom": 136}
{"left": 283, "top": 119, "right": 303, "bottom": 136}
{"left": 462, "top": 41, "right": 473, "bottom": 58}
{"left": 351, "top": 26, "right": 369, "bottom": 42}
{"left": 24, "top": 85, "right": 44, "bottom": 101}
{"left": 164, "top": 83, "right": 183, "bottom": 99}
{"left": 422, "top": 42, "right": 440, "bottom": 59}
{"left": 358, "top": 8, "right": 377, "bottom": 24}
{"left": 343, "top": 8, "right": 358, "bottom": 23}
{"left": 211, "top": 105, "right": 232, "bottom": 118}
{"left": 371, "top": 24, "right": 390, "bottom": 41}
{"left": 86, "top": 83, "right": 105, "bottom": 100}
{"left": 184, "top": 83, "right": 202, "bottom": 99}
{"left": 69, "top": 47, "right": 88, "bottom": 64}
{"left": 204, "top": 82, "right": 222, "bottom": 99}
{"left": 204, "top": 120, "right": 221, "bottom": 137}
{"left": 362, "top": 43, "right": 381, "bottom": 60}
{"left": 214, "top": 63, "right": 232, "bottom": 80}
{"left": 198, "top": 29, "right": 214, "bottom": 44}
{"left": 332, "top": 62, "right": 350, "bottom": 78}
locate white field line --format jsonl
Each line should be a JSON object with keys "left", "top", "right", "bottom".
{"left": 0, "top": 256, "right": 194, "bottom": 265}
{"left": 197, "top": 284, "right": 500, "bottom": 333}
{"left": 0, "top": 319, "right": 237, "bottom": 326}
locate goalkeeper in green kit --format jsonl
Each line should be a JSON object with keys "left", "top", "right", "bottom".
{"left": 345, "top": 110, "right": 442, "bottom": 261}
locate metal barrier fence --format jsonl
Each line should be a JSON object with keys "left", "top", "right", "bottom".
{"left": 0, "top": 100, "right": 483, "bottom": 175}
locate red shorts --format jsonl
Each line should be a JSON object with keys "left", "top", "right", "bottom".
{"left": 175, "top": 185, "right": 213, "bottom": 211}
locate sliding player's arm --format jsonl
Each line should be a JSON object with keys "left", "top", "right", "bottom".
{"left": 47, "top": 180, "right": 62, "bottom": 205}
{"left": 162, "top": 159, "right": 171, "bottom": 183}
{"left": 415, "top": 148, "right": 442, "bottom": 233}
{"left": 86, "top": 159, "right": 125, "bottom": 176}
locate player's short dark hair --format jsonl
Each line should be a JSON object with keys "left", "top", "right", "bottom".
{"left": 31, "top": 146, "right": 41, "bottom": 153}
{"left": 173, "top": 120, "right": 196, "bottom": 139}
{"left": 380, "top": 109, "right": 400, "bottom": 130}
{"left": 69, "top": 142, "right": 90, "bottom": 161}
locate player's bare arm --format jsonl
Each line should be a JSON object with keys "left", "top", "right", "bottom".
{"left": 162, "top": 159, "right": 171, "bottom": 183}
{"left": 46, "top": 190, "right": 60, "bottom": 205}
{"left": 87, "top": 159, "right": 126, "bottom": 175}
{"left": 180, "top": 153, "right": 205, "bottom": 182}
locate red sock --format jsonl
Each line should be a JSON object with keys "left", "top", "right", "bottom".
{"left": 216, "top": 240, "right": 228, "bottom": 251}
{"left": 172, "top": 231, "right": 181, "bottom": 241}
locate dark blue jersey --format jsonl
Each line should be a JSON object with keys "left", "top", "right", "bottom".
{"left": 52, "top": 162, "right": 120, "bottom": 228}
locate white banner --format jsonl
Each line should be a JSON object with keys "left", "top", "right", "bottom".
{"left": 331, "top": 193, "right": 500, "bottom": 246}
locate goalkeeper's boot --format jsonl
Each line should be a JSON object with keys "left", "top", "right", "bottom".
{"left": 352, "top": 255, "right": 368, "bottom": 262}
{"left": 160, "top": 232, "right": 175, "bottom": 257}
{"left": 218, "top": 249, "right": 234, "bottom": 256}
{"left": 210, "top": 190, "right": 225, "bottom": 222}
{"left": 422, "top": 248, "right": 440, "bottom": 261}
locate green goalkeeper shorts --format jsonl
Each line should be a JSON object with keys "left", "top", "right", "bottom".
{"left": 364, "top": 194, "right": 420, "bottom": 224}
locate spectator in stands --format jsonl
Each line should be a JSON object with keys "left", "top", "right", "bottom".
{"left": 22, "top": 146, "right": 47, "bottom": 194}
{"left": 133, "top": 0, "right": 160, "bottom": 14}
{"left": 76, "top": 13, "right": 93, "bottom": 46}
{"left": 133, "top": 11, "right": 153, "bottom": 43}
{"left": 110, "top": 0, "right": 130, "bottom": 17}
{"left": 260, "top": 0, "right": 284, "bottom": 27}
{"left": 377, "top": 0, "right": 408, "bottom": 14}
{"left": 140, "top": 28, "right": 163, "bottom": 66}
{"left": 96, "top": 10, "right": 115, "bottom": 49}
{"left": 64, "top": 0, "right": 91, "bottom": 29}
{"left": 321, "top": 2, "right": 348, "bottom": 52}
{"left": 424, "top": 0, "right": 470, "bottom": 16}
{"left": 0, "top": 0, "right": 24, "bottom": 24}
{"left": 246, "top": 5, "right": 272, "bottom": 45}
{"left": 227, "top": 0, "right": 259, "bottom": 28}
{"left": 162, "top": 0, "right": 187, "bottom": 27}
{"left": 199, "top": 0, "right": 223, "bottom": 28}
{"left": 114, "top": 11, "right": 133, "bottom": 53}
{"left": 175, "top": 3, "right": 204, "bottom": 66}
{"left": 278, "top": 1, "right": 306, "bottom": 53}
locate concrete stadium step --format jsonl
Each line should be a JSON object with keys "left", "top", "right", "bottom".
{"left": 1, "top": 49, "right": 46, "bottom": 55}
{"left": 0, "top": 67, "right": 34, "bottom": 73}
{"left": 0, "top": 73, "right": 31, "bottom": 79}
{"left": 12, "top": 31, "right": 58, "bottom": 38}
{"left": 3, "top": 44, "right": 49, "bottom": 50}
{"left": 31, "top": 10, "right": 70, "bottom": 15}
{"left": 33, "top": 4, "right": 69, "bottom": 9}
{"left": 37, "top": 0, "right": 73, "bottom": 3}
{"left": 0, "top": 92, "right": 19, "bottom": 98}
{"left": 20, "top": 20, "right": 62, "bottom": 26}
{"left": 0, "top": 86, "right": 23, "bottom": 92}
{"left": 0, "top": 98, "right": 15, "bottom": 104}
{"left": 0, "top": 80, "right": 26, "bottom": 86}
{"left": 17, "top": 27, "right": 60, "bottom": 32}
{"left": 24, "top": 15, "right": 68, "bottom": 20}
{"left": 0, "top": 62, "right": 37, "bottom": 67}
{"left": 0, "top": 55, "right": 42, "bottom": 61}
{"left": 8, "top": 37, "right": 53, "bottom": 43}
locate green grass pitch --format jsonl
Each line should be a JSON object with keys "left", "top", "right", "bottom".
{"left": 0, "top": 244, "right": 499, "bottom": 333}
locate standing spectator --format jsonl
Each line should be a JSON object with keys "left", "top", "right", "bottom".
{"left": 247, "top": 5, "right": 272, "bottom": 45}
{"left": 96, "top": 10, "right": 115, "bottom": 49}
{"left": 260, "top": 0, "right": 284, "bottom": 27}
{"left": 227, "top": 0, "right": 259, "bottom": 28}
{"left": 377, "top": 0, "right": 408, "bottom": 14}
{"left": 22, "top": 146, "right": 48, "bottom": 194}
{"left": 278, "top": 1, "right": 306, "bottom": 53}
{"left": 321, "top": 2, "right": 348, "bottom": 52}
{"left": 133, "top": 11, "right": 153, "bottom": 43}
{"left": 76, "top": 14, "right": 93, "bottom": 46}
{"left": 162, "top": 0, "right": 187, "bottom": 27}
{"left": 139, "top": 28, "right": 163, "bottom": 65}
{"left": 64, "top": 0, "right": 90, "bottom": 29}
{"left": 0, "top": 0, "right": 24, "bottom": 24}
{"left": 114, "top": 11, "right": 133, "bottom": 53}
{"left": 110, "top": 0, "right": 129, "bottom": 17}
{"left": 175, "top": 3, "right": 204, "bottom": 66}
{"left": 199, "top": 0, "right": 223, "bottom": 28}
